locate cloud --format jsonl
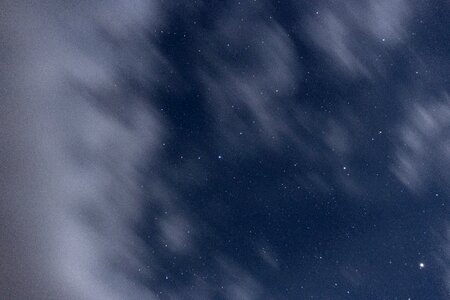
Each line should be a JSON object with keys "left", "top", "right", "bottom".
{"left": 0, "top": 1, "right": 174, "bottom": 299}
{"left": 434, "top": 225, "right": 450, "bottom": 296}
{"left": 158, "top": 215, "right": 193, "bottom": 254}
{"left": 324, "top": 119, "right": 352, "bottom": 157}
{"left": 217, "top": 257, "right": 264, "bottom": 300}
{"left": 198, "top": 2, "right": 306, "bottom": 155}
{"left": 391, "top": 93, "right": 450, "bottom": 192}
{"left": 305, "top": 9, "right": 370, "bottom": 76}
{"left": 258, "top": 245, "right": 280, "bottom": 270}
{"left": 303, "top": 0, "right": 414, "bottom": 78}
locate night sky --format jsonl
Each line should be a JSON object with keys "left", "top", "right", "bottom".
{"left": 1, "top": 1, "right": 450, "bottom": 299}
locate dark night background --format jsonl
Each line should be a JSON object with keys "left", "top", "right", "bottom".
{"left": 0, "top": 0, "right": 450, "bottom": 299}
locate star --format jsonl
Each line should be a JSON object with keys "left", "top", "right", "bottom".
{"left": 419, "top": 262, "right": 425, "bottom": 269}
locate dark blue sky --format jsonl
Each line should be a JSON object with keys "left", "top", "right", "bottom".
{"left": 1, "top": 0, "right": 450, "bottom": 299}
{"left": 139, "top": 1, "right": 450, "bottom": 299}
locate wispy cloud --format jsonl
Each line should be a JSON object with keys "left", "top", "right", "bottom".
{"left": 198, "top": 2, "right": 306, "bottom": 155}
{"left": 391, "top": 93, "right": 450, "bottom": 192}
{"left": 303, "top": 0, "right": 414, "bottom": 78}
